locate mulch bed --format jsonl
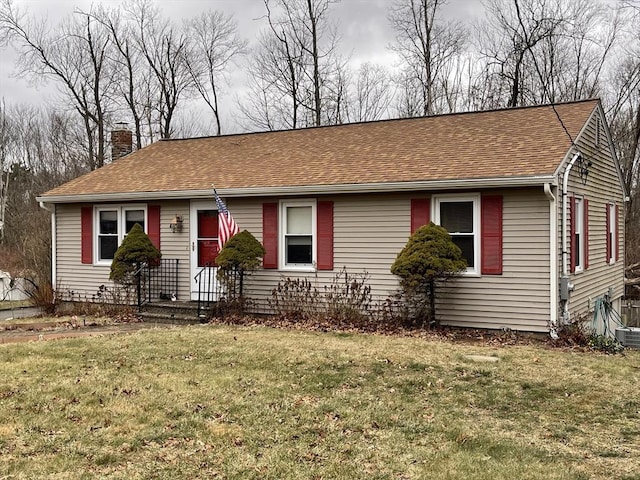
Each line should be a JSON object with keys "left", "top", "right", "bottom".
{"left": 207, "top": 313, "right": 573, "bottom": 349}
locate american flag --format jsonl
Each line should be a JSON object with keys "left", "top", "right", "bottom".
{"left": 214, "top": 189, "right": 239, "bottom": 248}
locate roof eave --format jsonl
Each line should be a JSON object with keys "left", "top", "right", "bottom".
{"left": 37, "top": 175, "right": 557, "bottom": 204}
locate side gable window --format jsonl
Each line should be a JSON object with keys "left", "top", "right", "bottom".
{"left": 570, "top": 196, "right": 588, "bottom": 273}
{"left": 606, "top": 202, "right": 617, "bottom": 264}
{"left": 433, "top": 194, "right": 480, "bottom": 275}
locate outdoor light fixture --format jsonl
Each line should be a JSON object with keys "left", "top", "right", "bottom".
{"left": 579, "top": 157, "right": 593, "bottom": 185}
{"left": 169, "top": 215, "right": 183, "bottom": 233}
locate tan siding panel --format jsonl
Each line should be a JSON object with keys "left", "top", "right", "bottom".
{"left": 565, "top": 109, "right": 625, "bottom": 322}
{"left": 230, "top": 191, "right": 551, "bottom": 332}
{"left": 56, "top": 201, "right": 192, "bottom": 301}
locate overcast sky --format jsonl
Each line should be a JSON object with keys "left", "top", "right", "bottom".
{"left": 0, "top": 0, "right": 484, "bottom": 132}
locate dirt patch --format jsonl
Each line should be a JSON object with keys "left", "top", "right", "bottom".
{"left": 0, "top": 322, "right": 179, "bottom": 344}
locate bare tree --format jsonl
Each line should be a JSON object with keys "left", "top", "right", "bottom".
{"left": 240, "top": 0, "right": 345, "bottom": 130}
{"left": 606, "top": 3, "right": 640, "bottom": 271}
{"left": 0, "top": 0, "right": 116, "bottom": 169}
{"left": 129, "top": 0, "right": 194, "bottom": 139}
{"left": 240, "top": 30, "right": 305, "bottom": 130}
{"left": 185, "top": 10, "right": 247, "bottom": 136}
{"left": 0, "top": 102, "right": 91, "bottom": 283}
{"left": 91, "top": 4, "right": 152, "bottom": 151}
{"left": 0, "top": 100, "right": 13, "bottom": 241}
{"left": 345, "top": 62, "right": 394, "bottom": 123}
{"left": 530, "top": 0, "right": 620, "bottom": 104}
{"left": 389, "top": 0, "right": 468, "bottom": 116}
{"left": 477, "top": 0, "right": 565, "bottom": 108}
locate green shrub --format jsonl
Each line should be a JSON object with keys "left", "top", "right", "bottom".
{"left": 587, "top": 333, "right": 625, "bottom": 354}
{"left": 216, "top": 230, "right": 265, "bottom": 301}
{"left": 109, "top": 224, "right": 161, "bottom": 285}
{"left": 391, "top": 222, "right": 467, "bottom": 328}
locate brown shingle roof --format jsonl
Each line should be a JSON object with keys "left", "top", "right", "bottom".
{"left": 42, "top": 100, "right": 598, "bottom": 198}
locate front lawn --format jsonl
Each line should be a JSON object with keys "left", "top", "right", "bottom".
{"left": 1, "top": 324, "right": 638, "bottom": 479}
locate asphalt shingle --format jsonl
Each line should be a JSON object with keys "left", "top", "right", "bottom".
{"left": 41, "top": 100, "right": 598, "bottom": 198}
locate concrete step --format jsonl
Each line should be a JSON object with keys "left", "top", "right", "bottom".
{"left": 139, "top": 301, "right": 211, "bottom": 325}
{"left": 138, "top": 311, "right": 207, "bottom": 325}
{"left": 142, "top": 301, "right": 202, "bottom": 316}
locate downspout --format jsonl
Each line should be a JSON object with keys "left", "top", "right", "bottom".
{"left": 544, "top": 183, "right": 559, "bottom": 339}
{"left": 38, "top": 201, "right": 56, "bottom": 290}
{"left": 560, "top": 153, "right": 582, "bottom": 327}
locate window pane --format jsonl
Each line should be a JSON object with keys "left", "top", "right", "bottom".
{"left": 440, "top": 202, "right": 473, "bottom": 233}
{"left": 287, "top": 206, "right": 312, "bottom": 234}
{"left": 198, "top": 210, "right": 218, "bottom": 239}
{"left": 125, "top": 210, "right": 145, "bottom": 233}
{"left": 99, "top": 236, "right": 118, "bottom": 260}
{"left": 286, "top": 235, "right": 312, "bottom": 264}
{"left": 99, "top": 210, "right": 118, "bottom": 235}
{"left": 452, "top": 235, "right": 474, "bottom": 268}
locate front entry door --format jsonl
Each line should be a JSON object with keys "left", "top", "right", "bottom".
{"left": 190, "top": 200, "right": 219, "bottom": 301}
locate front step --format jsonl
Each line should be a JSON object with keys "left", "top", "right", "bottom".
{"left": 139, "top": 301, "right": 208, "bottom": 325}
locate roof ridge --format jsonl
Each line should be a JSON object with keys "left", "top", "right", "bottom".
{"left": 159, "top": 98, "right": 600, "bottom": 142}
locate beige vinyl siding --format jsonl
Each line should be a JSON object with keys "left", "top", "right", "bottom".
{"left": 234, "top": 189, "right": 551, "bottom": 332}
{"left": 157, "top": 201, "right": 190, "bottom": 300}
{"left": 57, "top": 204, "right": 108, "bottom": 300}
{"left": 563, "top": 108, "right": 625, "bottom": 322}
{"left": 55, "top": 200, "right": 191, "bottom": 301}
{"left": 437, "top": 189, "right": 551, "bottom": 332}
{"left": 225, "top": 194, "right": 412, "bottom": 308}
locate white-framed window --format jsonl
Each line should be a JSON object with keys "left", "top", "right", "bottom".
{"left": 279, "top": 200, "right": 316, "bottom": 270}
{"left": 608, "top": 202, "right": 616, "bottom": 264}
{"left": 574, "top": 197, "right": 585, "bottom": 272}
{"left": 433, "top": 194, "right": 480, "bottom": 275}
{"left": 95, "top": 205, "right": 147, "bottom": 264}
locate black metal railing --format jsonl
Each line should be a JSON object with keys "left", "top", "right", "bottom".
{"left": 195, "top": 266, "right": 247, "bottom": 319}
{"left": 136, "top": 258, "right": 180, "bottom": 310}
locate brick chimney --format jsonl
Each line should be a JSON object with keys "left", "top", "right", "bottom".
{"left": 111, "top": 124, "right": 133, "bottom": 160}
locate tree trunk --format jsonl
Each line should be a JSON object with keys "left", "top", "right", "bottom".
{"left": 429, "top": 277, "right": 437, "bottom": 327}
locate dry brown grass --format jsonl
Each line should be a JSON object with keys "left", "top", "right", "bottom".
{"left": 0, "top": 324, "right": 639, "bottom": 479}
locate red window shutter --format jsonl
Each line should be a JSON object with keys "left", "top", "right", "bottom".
{"left": 569, "top": 196, "right": 576, "bottom": 273}
{"left": 481, "top": 195, "right": 503, "bottom": 275}
{"left": 615, "top": 204, "right": 620, "bottom": 262}
{"left": 148, "top": 205, "right": 161, "bottom": 250}
{"left": 583, "top": 198, "right": 589, "bottom": 270}
{"left": 81, "top": 206, "right": 93, "bottom": 264}
{"left": 262, "top": 203, "right": 278, "bottom": 269}
{"left": 317, "top": 201, "right": 334, "bottom": 270}
{"left": 605, "top": 204, "right": 611, "bottom": 264}
{"left": 410, "top": 198, "right": 430, "bottom": 234}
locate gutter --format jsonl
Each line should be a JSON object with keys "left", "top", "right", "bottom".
{"left": 560, "top": 153, "right": 581, "bottom": 326}
{"left": 38, "top": 201, "right": 56, "bottom": 290}
{"left": 37, "top": 174, "right": 557, "bottom": 204}
{"left": 544, "top": 183, "right": 559, "bottom": 339}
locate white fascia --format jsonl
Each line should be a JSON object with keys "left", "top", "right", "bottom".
{"left": 219, "top": 176, "right": 557, "bottom": 197}
{"left": 36, "top": 189, "right": 217, "bottom": 204}
{"left": 36, "top": 175, "right": 557, "bottom": 204}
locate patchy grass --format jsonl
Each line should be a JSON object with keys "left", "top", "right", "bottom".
{"left": 0, "top": 315, "right": 116, "bottom": 329}
{"left": 0, "top": 324, "right": 639, "bottom": 479}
